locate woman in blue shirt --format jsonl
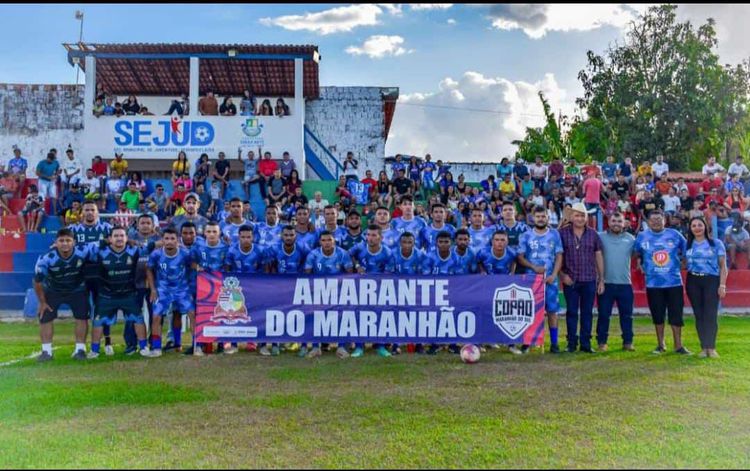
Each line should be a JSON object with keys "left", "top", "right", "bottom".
{"left": 684, "top": 217, "right": 728, "bottom": 358}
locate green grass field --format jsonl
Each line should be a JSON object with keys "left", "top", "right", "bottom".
{"left": 1, "top": 317, "right": 749, "bottom": 468}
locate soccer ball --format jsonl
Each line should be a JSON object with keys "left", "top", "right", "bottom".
{"left": 460, "top": 344, "right": 481, "bottom": 364}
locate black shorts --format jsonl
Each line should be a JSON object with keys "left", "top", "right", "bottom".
{"left": 40, "top": 289, "right": 89, "bottom": 324}
{"left": 646, "top": 286, "right": 684, "bottom": 327}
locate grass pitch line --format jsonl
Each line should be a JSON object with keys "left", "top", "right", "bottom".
{"left": 0, "top": 347, "right": 60, "bottom": 367}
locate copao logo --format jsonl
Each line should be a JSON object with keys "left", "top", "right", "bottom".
{"left": 492, "top": 284, "right": 535, "bottom": 339}
{"left": 113, "top": 116, "right": 215, "bottom": 147}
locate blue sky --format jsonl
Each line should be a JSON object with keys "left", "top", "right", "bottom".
{"left": 0, "top": 4, "right": 745, "bottom": 161}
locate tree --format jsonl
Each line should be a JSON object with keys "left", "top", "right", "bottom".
{"left": 575, "top": 4, "right": 750, "bottom": 170}
{"left": 511, "top": 92, "right": 566, "bottom": 163}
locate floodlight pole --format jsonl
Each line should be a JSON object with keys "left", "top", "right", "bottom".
{"left": 75, "top": 11, "right": 84, "bottom": 85}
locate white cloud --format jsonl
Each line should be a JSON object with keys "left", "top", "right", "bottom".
{"left": 377, "top": 3, "right": 403, "bottom": 15}
{"left": 410, "top": 4, "right": 454, "bottom": 10}
{"left": 259, "top": 4, "right": 382, "bottom": 35}
{"left": 345, "top": 35, "right": 414, "bottom": 59}
{"left": 482, "top": 4, "right": 652, "bottom": 39}
{"left": 386, "top": 71, "right": 575, "bottom": 161}
{"left": 677, "top": 4, "right": 750, "bottom": 66}
{"left": 447, "top": 18, "right": 457, "bottom": 25}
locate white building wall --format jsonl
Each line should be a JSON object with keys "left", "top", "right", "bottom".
{"left": 304, "top": 86, "right": 387, "bottom": 179}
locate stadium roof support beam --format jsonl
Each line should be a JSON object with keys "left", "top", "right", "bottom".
{"left": 295, "top": 58, "right": 305, "bottom": 180}
{"left": 189, "top": 57, "right": 199, "bottom": 117}
{"left": 83, "top": 55, "right": 95, "bottom": 117}
{"left": 66, "top": 51, "right": 315, "bottom": 65}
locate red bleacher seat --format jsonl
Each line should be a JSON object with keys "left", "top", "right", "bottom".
{"left": 1, "top": 216, "right": 21, "bottom": 231}
{"left": 0, "top": 233, "right": 25, "bottom": 253}
{"left": 0, "top": 253, "right": 12, "bottom": 272}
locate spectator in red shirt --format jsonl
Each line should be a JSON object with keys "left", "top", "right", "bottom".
{"left": 701, "top": 174, "right": 724, "bottom": 194}
{"left": 169, "top": 182, "right": 188, "bottom": 214}
{"left": 258, "top": 151, "right": 279, "bottom": 188}
{"left": 582, "top": 173, "right": 603, "bottom": 212}
{"left": 361, "top": 169, "right": 378, "bottom": 200}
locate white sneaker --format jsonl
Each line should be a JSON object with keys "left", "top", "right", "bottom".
{"left": 149, "top": 349, "right": 162, "bottom": 358}
{"left": 223, "top": 343, "right": 238, "bottom": 355}
{"left": 336, "top": 347, "right": 350, "bottom": 359}
{"left": 193, "top": 346, "right": 205, "bottom": 357}
{"left": 86, "top": 351, "right": 100, "bottom": 359}
{"left": 139, "top": 348, "right": 151, "bottom": 357}
{"left": 259, "top": 345, "right": 271, "bottom": 356}
{"left": 104, "top": 345, "right": 115, "bottom": 356}
{"left": 307, "top": 347, "right": 322, "bottom": 358}
{"left": 508, "top": 346, "right": 523, "bottom": 355}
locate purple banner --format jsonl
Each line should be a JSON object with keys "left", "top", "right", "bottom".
{"left": 196, "top": 273, "right": 547, "bottom": 345}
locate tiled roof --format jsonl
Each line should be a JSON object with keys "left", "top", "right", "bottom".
{"left": 68, "top": 43, "right": 320, "bottom": 98}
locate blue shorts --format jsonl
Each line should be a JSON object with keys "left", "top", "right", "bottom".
{"left": 94, "top": 295, "right": 144, "bottom": 327}
{"left": 545, "top": 280, "right": 560, "bottom": 313}
{"left": 153, "top": 288, "right": 195, "bottom": 316}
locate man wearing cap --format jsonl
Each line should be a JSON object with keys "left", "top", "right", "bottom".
{"left": 171, "top": 193, "right": 208, "bottom": 236}
{"left": 558, "top": 202, "right": 605, "bottom": 353}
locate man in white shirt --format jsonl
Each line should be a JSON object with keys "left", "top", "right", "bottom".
{"left": 60, "top": 148, "right": 84, "bottom": 188}
{"left": 308, "top": 191, "right": 329, "bottom": 213}
{"left": 651, "top": 155, "right": 669, "bottom": 179}
{"left": 727, "top": 156, "right": 749, "bottom": 182}
{"left": 530, "top": 156, "right": 548, "bottom": 191}
{"left": 662, "top": 187, "right": 681, "bottom": 216}
{"left": 702, "top": 156, "right": 725, "bottom": 177}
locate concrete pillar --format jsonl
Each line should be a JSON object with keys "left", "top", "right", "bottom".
{"left": 294, "top": 58, "right": 305, "bottom": 179}
{"left": 83, "top": 55, "right": 95, "bottom": 118}
{"left": 189, "top": 57, "right": 199, "bottom": 117}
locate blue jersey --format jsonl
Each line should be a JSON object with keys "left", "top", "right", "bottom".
{"left": 255, "top": 222, "right": 282, "bottom": 248}
{"left": 686, "top": 239, "right": 726, "bottom": 277}
{"left": 335, "top": 227, "right": 365, "bottom": 252}
{"left": 382, "top": 227, "right": 402, "bottom": 250}
{"left": 350, "top": 243, "right": 393, "bottom": 273}
{"left": 268, "top": 243, "right": 308, "bottom": 274}
{"left": 225, "top": 244, "right": 266, "bottom": 274}
{"left": 89, "top": 245, "right": 140, "bottom": 297}
{"left": 34, "top": 246, "right": 92, "bottom": 292}
{"left": 304, "top": 247, "right": 354, "bottom": 275}
{"left": 171, "top": 214, "right": 209, "bottom": 236}
{"left": 634, "top": 228, "right": 687, "bottom": 288}
{"left": 71, "top": 221, "right": 112, "bottom": 245}
{"left": 130, "top": 232, "right": 161, "bottom": 290}
{"left": 452, "top": 247, "right": 478, "bottom": 274}
{"left": 220, "top": 219, "right": 252, "bottom": 243}
{"left": 421, "top": 223, "right": 456, "bottom": 252}
{"left": 180, "top": 241, "right": 199, "bottom": 292}
{"left": 477, "top": 247, "right": 516, "bottom": 275}
{"left": 518, "top": 228, "right": 563, "bottom": 277}
{"left": 420, "top": 161, "right": 437, "bottom": 178}
{"left": 421, "top": 250, "right": 460, "bottom": 275}
{"left": 392, "top": 247, "right": 424, "bottom": 275}
{"left": 191, "top": 239, "right": 229, "bottom": 272}
{"left": 468, "top": 226, "right": 494, "bottom": 252}
{"left": 497, "top": 220, "right": 529, "bottom": 249}
{"left": 295, "top": 228, "right": 318, "bottom": 253}
{"left": 391, "top": 216, "right": 428, "bottom": 248}
{"left": 147, "top": 248, "right": 194, "bottom": 291}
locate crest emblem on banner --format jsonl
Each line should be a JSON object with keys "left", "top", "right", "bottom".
{"left": 492, "top": 284, "right": 534, "bottom": 339}
{"left": 241, "top": 118, "right": 263, "bottom": 137}
{"left": 212, "top": 277, "right": 250, "bottom": 324}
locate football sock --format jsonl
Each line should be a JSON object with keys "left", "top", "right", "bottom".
{"left": 102, "top": 325, "right": 111, "bottom": 344}
{"left": 151, "top": 335, "right": 161, "bottom": 351}
{"left": 550, "top": 327, "right": 559, "bottom": 346}
{"left": 41, "top": 343, "right": 52, "bottom": 355}
{"left": 75, "top": 342, "right": 86, "bottom": 353}
{"left": 172, "top": 328, "right": 182, "bottom": 347}
{"left": 138, "top": 339, "right": 147, "bottom": 350}
{"left": 91, "top": 343, "right": 100, "bottom": 354}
